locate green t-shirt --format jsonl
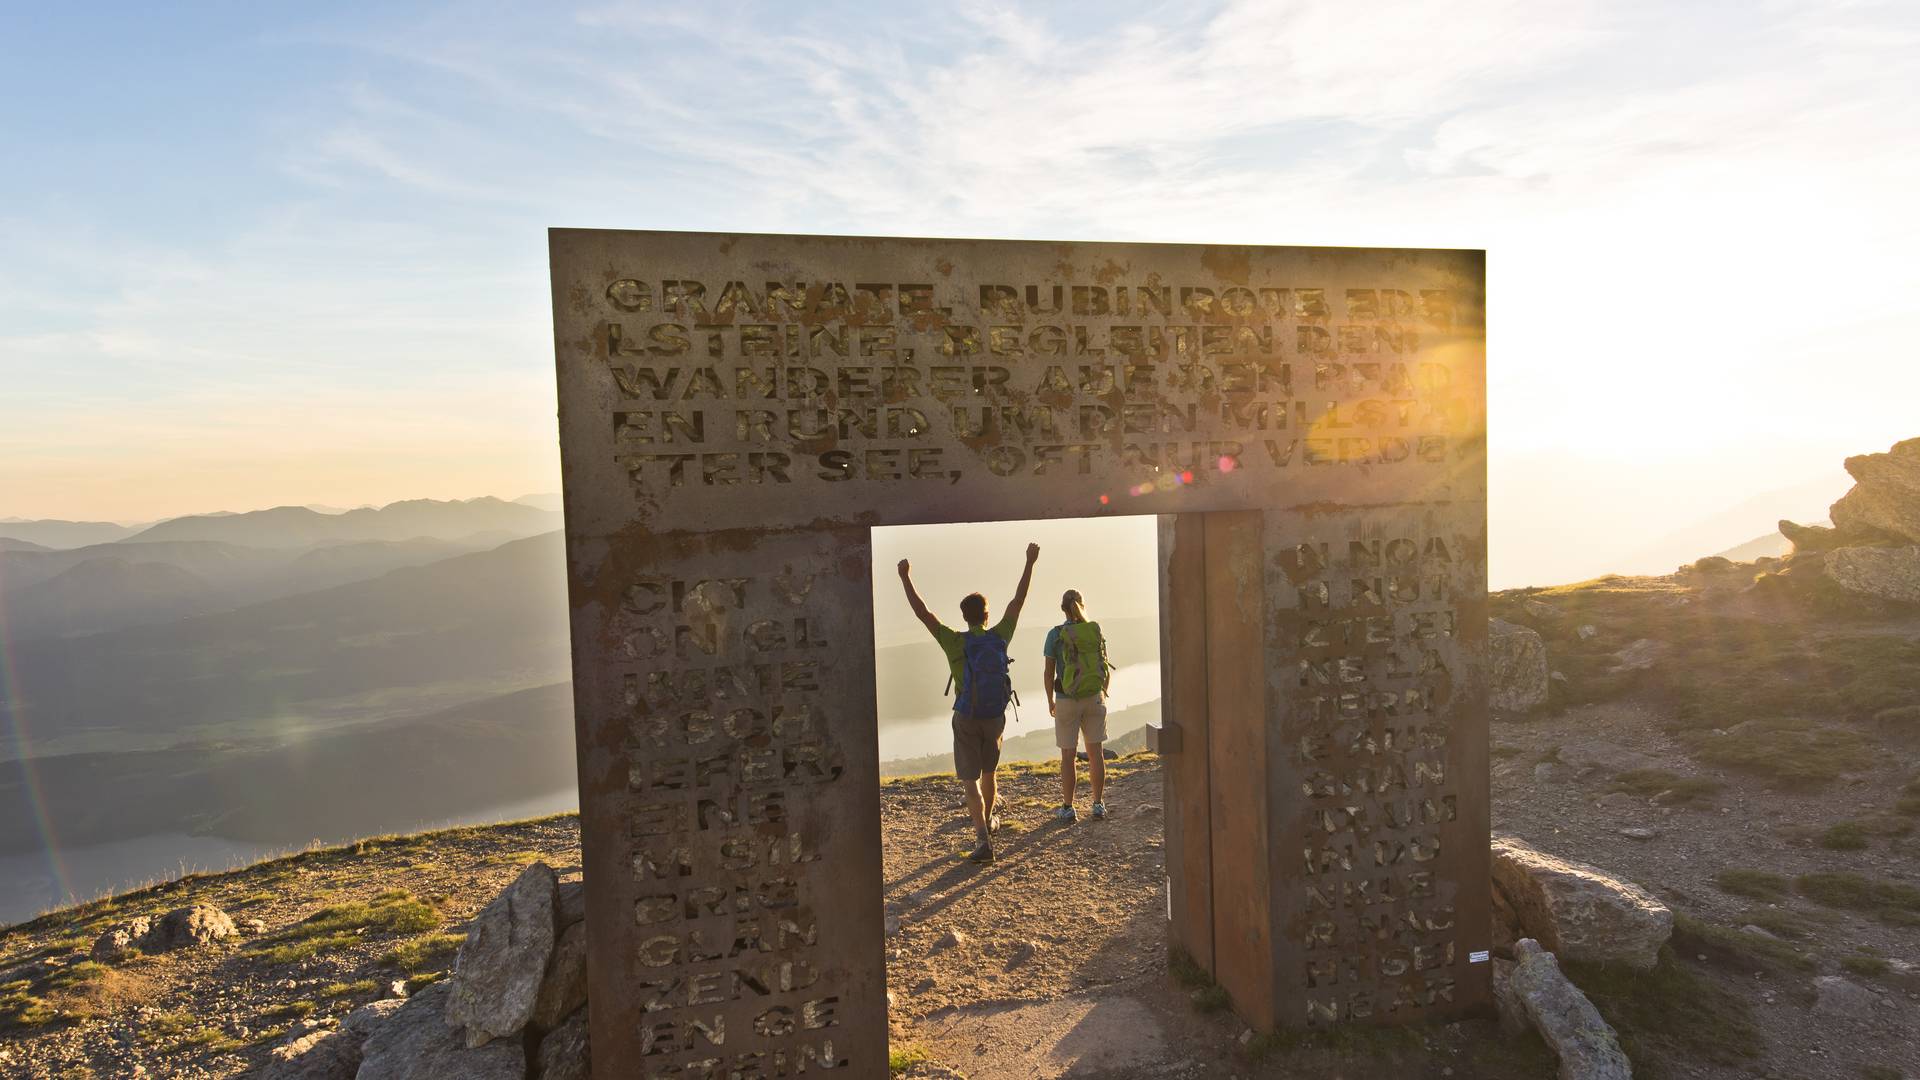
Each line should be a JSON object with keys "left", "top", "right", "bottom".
{"left": 929, "top": 614, "right": 1018, "bottom": 690}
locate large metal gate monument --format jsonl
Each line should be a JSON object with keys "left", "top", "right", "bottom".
{"left": 549, "top": 229, "right": 1490, "bottom": 1078}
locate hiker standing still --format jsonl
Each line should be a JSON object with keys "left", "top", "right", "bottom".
{"left": 1044, "top": 589, "right": 1111, "bottom": 822}
{"left": 897, "top": 542, "right": 1039, "bottom": 864}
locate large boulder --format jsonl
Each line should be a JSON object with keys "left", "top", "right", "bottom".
{"left": 1491, "top": 836, "right": 1671, "bottom": 970}
{"left": 90, "top": 904, "right": 236, "bottom": 961}
{"left": 1823, "top": 545, "right": 1920, "bottom": 604}
{"left": 262, "top": 1029, "right": 360, "bottom": 1080}
{"left": 1506, "top": 938, "right": 1632, "bottom": 1080}
{"left": 1830, "top": 437, "right": 1920, "bottom": 543}
{"left": 531, "top": 920, "right": 589, "bottom": 1033}
{"left": 357, "top": 983, "right": 524, "bottom": 1080}
{"left": 259, "top": 1000, "right": 405, "bottom": 1080}
{"left": 146, "top": 904, "right": 237, "bottom": 951}
{"left": 445, "top": 861, "right": 559, "bottom": 1047}
{"left": 533, "top": 1009, "right": 591, "bottom": 1080}
{"left": 1490, "top": 619, "right": 1549, "bottom": 713}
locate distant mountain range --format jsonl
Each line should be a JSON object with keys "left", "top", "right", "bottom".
{"left": 0, "top": 498, "right": 564, "bottom": 642}
{"left": 124, "top": 496, "right": 558, "bottom": 547}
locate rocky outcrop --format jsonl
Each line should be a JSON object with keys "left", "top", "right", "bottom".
{"left": 1823, "top": 545, "right": 1920, "bottom": 604}
{"left": 147, "top": 904, "right": 236, "bottom": 950}
{"left": 356, "top": 983, "right": 525, "bottom": 1080}
{"left": 1830, "top": 437, "right": 1920, "bottom": 544}
{"left": 1490, "top": 619, "right": 1549, "bottom": 712}
{"left": 262, "top": 1029, "right": 360, "bottom": 1080}
{"left": 91, "top": 916, "right": 153, "bottom": 961}
{"left": 1491, "top": 837, "right": 1672, "bottom": 970}
{"left": 90, "top": 905, "right": 235, "bottom": 961}
{"left": 260, "top": 1000, "right": 407, "bottom": 1080}
{"left": 1505, "top": 938, "right": 1632, "bottom": 1079}
{"left": 533, "top": 1010, "right": 591, "bottom": 1080}
{"left": 445, "top": 861, "right": 559, "bottom": 1047}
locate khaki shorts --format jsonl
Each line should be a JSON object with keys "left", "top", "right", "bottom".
{"left": 952, "top": 711, "right": 1006, "bottom": 783}
{"left": 1054, "top": 695, "right": 1108, "bottom": 751}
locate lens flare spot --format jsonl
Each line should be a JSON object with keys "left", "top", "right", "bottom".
{"left": 1217, "top": 455, "right": 1238, "bottom": 473}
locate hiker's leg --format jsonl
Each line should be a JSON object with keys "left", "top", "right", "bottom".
{"left": 953, "top": 713, "right": 987, "bottom": 834}
{"left": 1086, "top": 701, "right": 1109, "bottom": 805}
{"left": 962, "top": 776, "right": 986, "bottom": 833}
{"left": 977, "top": 716, "right": 1004, "bottom": 822}
{"left": 1054, "top": 697, "right": 1080, "bottom": 807}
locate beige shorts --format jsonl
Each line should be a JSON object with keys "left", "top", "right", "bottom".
{"left": 1053, "top": 695, "right": 1108, "bottom": 750}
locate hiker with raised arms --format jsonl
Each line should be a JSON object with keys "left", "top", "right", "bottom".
{"left": 897, "top": 542, "right": 1040, "bottom": 864}
{"left": 1044, "top": 589, "right": 1113, "bottom": 822}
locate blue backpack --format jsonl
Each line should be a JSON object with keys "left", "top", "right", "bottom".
{"left": 953, "top": 631, "right": 1015, "bottom": 720}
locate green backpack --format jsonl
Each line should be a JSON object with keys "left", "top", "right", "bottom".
{"left": 1056, "top": 620, "right": 1109, "bottom": 699}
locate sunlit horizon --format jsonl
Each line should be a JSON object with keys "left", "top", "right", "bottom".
{"left": 5, "top": 2, "right": 1916, "bottom": 588}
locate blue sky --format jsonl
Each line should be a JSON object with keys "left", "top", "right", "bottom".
{"left": 3, "top": 1, "right": 1917, "bottom": 585}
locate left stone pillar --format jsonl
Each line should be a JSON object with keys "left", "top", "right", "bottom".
{"left": 563, "top": 525, "right": 888, "bottom": 1077}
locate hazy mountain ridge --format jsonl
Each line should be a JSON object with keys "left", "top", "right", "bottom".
{"left": 125, "top": 496, "right": 559, "bottom": 548}
{"left": 0, "top": 520, "right": 139, "bottom": 549}
{"left": 0, "top": 537, "right": 503, "bottom": 642}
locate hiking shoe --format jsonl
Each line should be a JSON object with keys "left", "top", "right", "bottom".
{"left": 1055, "top": 805, "right": 1077, "bottom": 823}
{"left": 1090, "top": 802, "right": 1107, "bottom": 820}
{"left": 968, "top": 837, "right": 994, "bottom": 864}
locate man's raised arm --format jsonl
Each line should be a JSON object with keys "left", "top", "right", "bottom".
{"left": 1003, "top": 543, "right": 1040, "bottom": 624}
{"left": 897, "top": 559, "right": 942, "bottom": 634}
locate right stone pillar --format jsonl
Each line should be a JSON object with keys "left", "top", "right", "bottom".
{"left": 1159, "top": 503, "right": 1490, "bottom": 1029}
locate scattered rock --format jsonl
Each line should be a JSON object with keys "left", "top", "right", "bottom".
{"left": 387, "top": 979, "right": 409, "bottom": 999}
{"left": 533, "top": 1009, "right": 590, "bottom": 1080}
{"left": 1618, "top": 827, "right": 1658, "bottom": 841}
{"left": 1133, "top": 803, "right": 1162, "bottom": 818}
{"left": 1490, "top": 619, "right": 1550, "bottom": 712}
{"left": 1557, "top": 742, "right": 1661, "bottom": 777}
{"left": 1533, "top": 762, "right": 1562, "bottom": 784}
{"left": 91, "top": 916, "right": 153, "bottom": 961}
{"left": 1830, "top": 437, "right": 1920, "bottom": 543}
{"left": 445, "top": 861, "right": 559, "bottom": 1048}
{"left": 1780, "top": 518, "right": 1842, "bottom": 553}
{"left": 935, "top": 928, "right": 967, "bottom": 950}
{"left": 1594, "top": 792, "right": 1637, "bottom": 812}
{"left": 242, "top": 918, "right": 268, "bottom": 935}
{"left": 1505, "top": 938, "right": 1631, "bottom": 1080}
{"left": 357, "top": 983, "right": 525, "bottom": 1080}
{"left": 530, "top": 920, "right": 588, "bottom": 1033}
{"left": 1811, "top": 975, "right": 1878, "bottom": 1018}
{"left": 884, "top": 914, "right": 903, "bottom": 936}
{"left": 1576, "top": 624, "right": 1597, "bottom": 641}
{"left": 1492, "top": 836, "right": 1673, "bottom": 970}
{"left": 1607, "top": 638, "right": 1666, "bottom": 673}
{"left": 1739, "top": 924, "right": 1778, "bottom": 940}
{"left": 1521, "top": 598, "right": 1559, "bottom": 620}
{"left": 1823, "top": 545, "right": 1920, "bottom": 604}
{"left": 145, "top": 905, "right": 237, "bottom": 951}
